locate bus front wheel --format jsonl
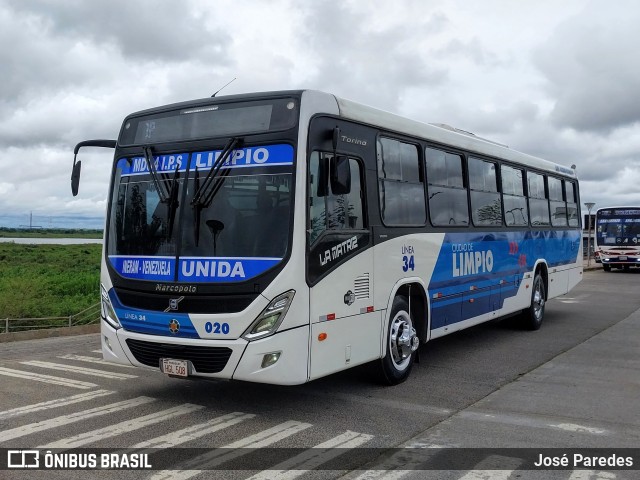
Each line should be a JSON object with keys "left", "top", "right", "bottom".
{"left": 379, "top": 296, "right": 419, "bottom": 385}
{"left": 522, "top": 273, "right": 545, "bottom": 330}
{"left": 603, "top": 264, "right": 611, "bottom": 272}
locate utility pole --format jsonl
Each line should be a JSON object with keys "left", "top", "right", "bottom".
{"left": 585, "top": 202, "right": 595, "bottom": 267}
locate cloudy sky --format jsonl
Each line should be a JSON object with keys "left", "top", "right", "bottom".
{"left": 1, "top": 0, "right": 639, "bottom": 228}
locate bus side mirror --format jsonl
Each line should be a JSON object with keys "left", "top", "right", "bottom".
{"left": 330, "top": 155, "right": 351, "bottom": 195}
{"left": 71, "top": 158, "right": 82, "bottom": 196}
{"left": 317, "top": 157, "right": 329, "bottom": 197}
{"left": 71, "top": 139, "right": 116, "bottom": 196}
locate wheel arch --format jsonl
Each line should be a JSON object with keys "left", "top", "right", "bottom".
{"left": 383, "top": 278, "right": 430, "bottom": 356}
{"left": 532, "top": 260, "right": 549, "bottom": 299}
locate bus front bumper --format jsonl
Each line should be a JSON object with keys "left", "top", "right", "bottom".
{"left": 101, "top": 321, "right": 310, "bottom": 385}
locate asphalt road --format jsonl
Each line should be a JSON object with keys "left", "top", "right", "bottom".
{"left": 1, "top": 268, "right": 639, "bottom": 480}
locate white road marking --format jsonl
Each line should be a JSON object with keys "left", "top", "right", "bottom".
{"left": 457, "top": 455, "right": 522, "bottom": 480}
{"left": 0, "top": 367, "right": 98, "bottom": 389}
{"left": 131, "top": 412, "right": 255, "bottom": 448}
{"left": 247, "top": 430, "right": 374, "bottom": 480}
{"left": 150, "top": 420, "right": 313, "bottom": 480}
{"left": 21, "top": 360, "right": 137, "bottom": 379}
{"left": 0, "top": 396, "right": 155, "bottom": 442}
{"left": 569, "top": 471, "right": 617, "bottom": 480}
{"left": 351, "top": 444, "right": 446, "bottom": 480}
{"left": 0, "top": 390, "right": 114, "bottom": 420}
{"left": 40, "top": 403, "right": 204, "bottom": 448}
{"left": 551, "top": 423, "right": 607, "bottom": 434}
{"left": 58, "top": 354, "right": 136, "bottom": 369}
{"left": 91, "top": 349, "right": 102, "bottom": 353}
{"left": 458, "top": 410, "right": 609, "bottom": 436}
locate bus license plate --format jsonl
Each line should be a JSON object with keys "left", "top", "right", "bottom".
{"left": 619, "top": 256, "right": 628, "bottom": 260}
{"left": 161, "top": 358, "right": 188, "bottom": 377}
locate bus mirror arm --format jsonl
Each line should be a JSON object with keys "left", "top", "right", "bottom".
{"left": 71, "top": 139, "right": 116, "bottom": 196}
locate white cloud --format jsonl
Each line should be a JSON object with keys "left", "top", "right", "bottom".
{"left": 1, "top": 0, "right": 639, "bottom": 227}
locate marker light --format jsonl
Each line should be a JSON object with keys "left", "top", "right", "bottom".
{"left": 243, "top": 290, "right": 295, "bottom": 341}
{"left": 100, "top": 284, "right": 121, "bottom": 329}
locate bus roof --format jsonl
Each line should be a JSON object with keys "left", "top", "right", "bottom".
{"left": 331, "top": 93, "right": 576, "bottom": 179}
{"left": 123, "top": 89, "right": 576, "bottom": 179}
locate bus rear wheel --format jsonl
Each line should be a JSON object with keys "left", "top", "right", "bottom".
{"left": 522, "top": 273, "right": 545, "bottom": 330}
{"left": 379, "top": 296, "right": 419, "bottom": 385}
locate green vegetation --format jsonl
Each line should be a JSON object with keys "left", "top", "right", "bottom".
{"left": 0, "top": 243, "right": 101, "bottom": 319}
{"left": 0, "top": 227, "right": 103, "bottom": 239}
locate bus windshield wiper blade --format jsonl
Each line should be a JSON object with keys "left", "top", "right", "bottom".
{"left": 191, "top": 137, "right": 242, "bottom": 207}
{"left": 143, "top": 146, "right": 170, "bottom": 203}
{"left": 166, "top": 165, "right": 181, "bottom": 237}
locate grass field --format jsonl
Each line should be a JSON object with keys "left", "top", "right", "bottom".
{"left": 0, "top": 228, "right": 103, "bottom": 239}
{"left": 0, "top": 243, "right": 101, "bottom": 319}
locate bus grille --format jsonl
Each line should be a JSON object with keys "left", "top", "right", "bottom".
{"left": 125, "top": 339, "right": 233, "bottom": 374}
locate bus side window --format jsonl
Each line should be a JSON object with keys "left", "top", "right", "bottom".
{"left": 377, "top": 137, "right": 426, "bottom": 226}
{"left": 548, "top": 176, "right": 567, "bottom": 226}
{"left": 425, "top": 147, "right": 469, "bottom": 226}
{"left": 527, "top": 171, "right": 550, "bottom": 226}
{"left": 565, "top": 181, "right": 579, "bottom": 227}
{"left": 501, "top": 165, "right": 528, "bottom": 226}
{"left": 469, "top": 157, "right": 502, "bottom": 226}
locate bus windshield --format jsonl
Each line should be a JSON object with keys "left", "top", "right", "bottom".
{"left": 596, "top": 208, "right": 640, "bottom": 246}
{"left": 106, "top": 144, "right": 294, "bottom": 283}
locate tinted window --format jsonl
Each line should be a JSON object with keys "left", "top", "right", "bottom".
{"left": 503, "top": 195, "right": 528, "bottom": 226}
{"left": 426, "top": 148, "right": 464, "bottom": 187}
{"left": 501, "top": 165, "right": 527, "bottom": 226}
{"left": 426, "top": 148, "right": 468, "bottom": 226}
{"left": 377, "top": 138, "right": 426, "bottom": 225}
{"left": 469, "top": 158, "right": 501, "bottom": 226}
{"left": 309, "top": 152, "right": 364, "bottom": 244}
{"left": 501, "top": 165, "right": 525, "bottom": 196}
{"left": 469, "top": 157, "right": 498, "bottom": 192}
{"left": 527, "top": 172, "right": 546, "bottom": 199}
{"left": 565, "top": 181, "right": 579, "bottom": 226}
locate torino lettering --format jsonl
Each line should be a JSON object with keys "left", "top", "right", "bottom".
{"left": 452, "top": 249, "right": 494, "bottom": 277}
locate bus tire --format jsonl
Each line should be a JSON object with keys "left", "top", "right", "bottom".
{"left": 379, "top": 296, "right": 418, "bottom": 385}
{"left": 603, "top": 264, "right": 611, "bottom": 272}
{"left": 522, "top": 273, "right": 545, "bottom": 330}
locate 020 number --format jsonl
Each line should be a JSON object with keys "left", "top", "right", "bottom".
{"left": 205, "top": 322, "right": 230, "bottom": 334}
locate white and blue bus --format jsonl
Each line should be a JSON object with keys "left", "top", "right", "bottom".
{"left": 595, "top": 207, "right": 640, "bottom": 271}
{"left": 71, "top": 90, "right": 583, "bottom": 385}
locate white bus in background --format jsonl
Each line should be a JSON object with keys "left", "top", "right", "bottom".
{"left": 71, "top": 90, "right": 583, "bottom": 386}
{"left": 595, "top": 207, "right": 640, "bottom": 271}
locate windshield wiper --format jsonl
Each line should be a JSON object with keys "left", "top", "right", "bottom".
{"left": 191, "top": 137, "right": 243, "bottom": 246}
{"left": 191, "top": 137, "right": 242, "bottom": 207}
{"left": 166, "top": 165, "right": 181, "bottom": 237}
{"left": 143, "top": 146, "right": 182, "bottom": 237}
{"left": 143, "top": 146, "right": 170, "bottom": 203}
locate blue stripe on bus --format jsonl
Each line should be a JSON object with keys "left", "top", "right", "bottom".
{"left": 109, "top": 289, "right": 199, "bottom": 339}
{"left": 109, "top": 255, "right": 283, "bottom": 283}
{"left": 428, "top": 229, "right": 581, "bottom": 329}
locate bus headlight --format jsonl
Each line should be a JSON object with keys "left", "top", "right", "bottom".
{"left": 243, "top": 290, "right": 295, "bottom": 341}
{"left": 101, "top": 284, "right": 121, "bottom": 329}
